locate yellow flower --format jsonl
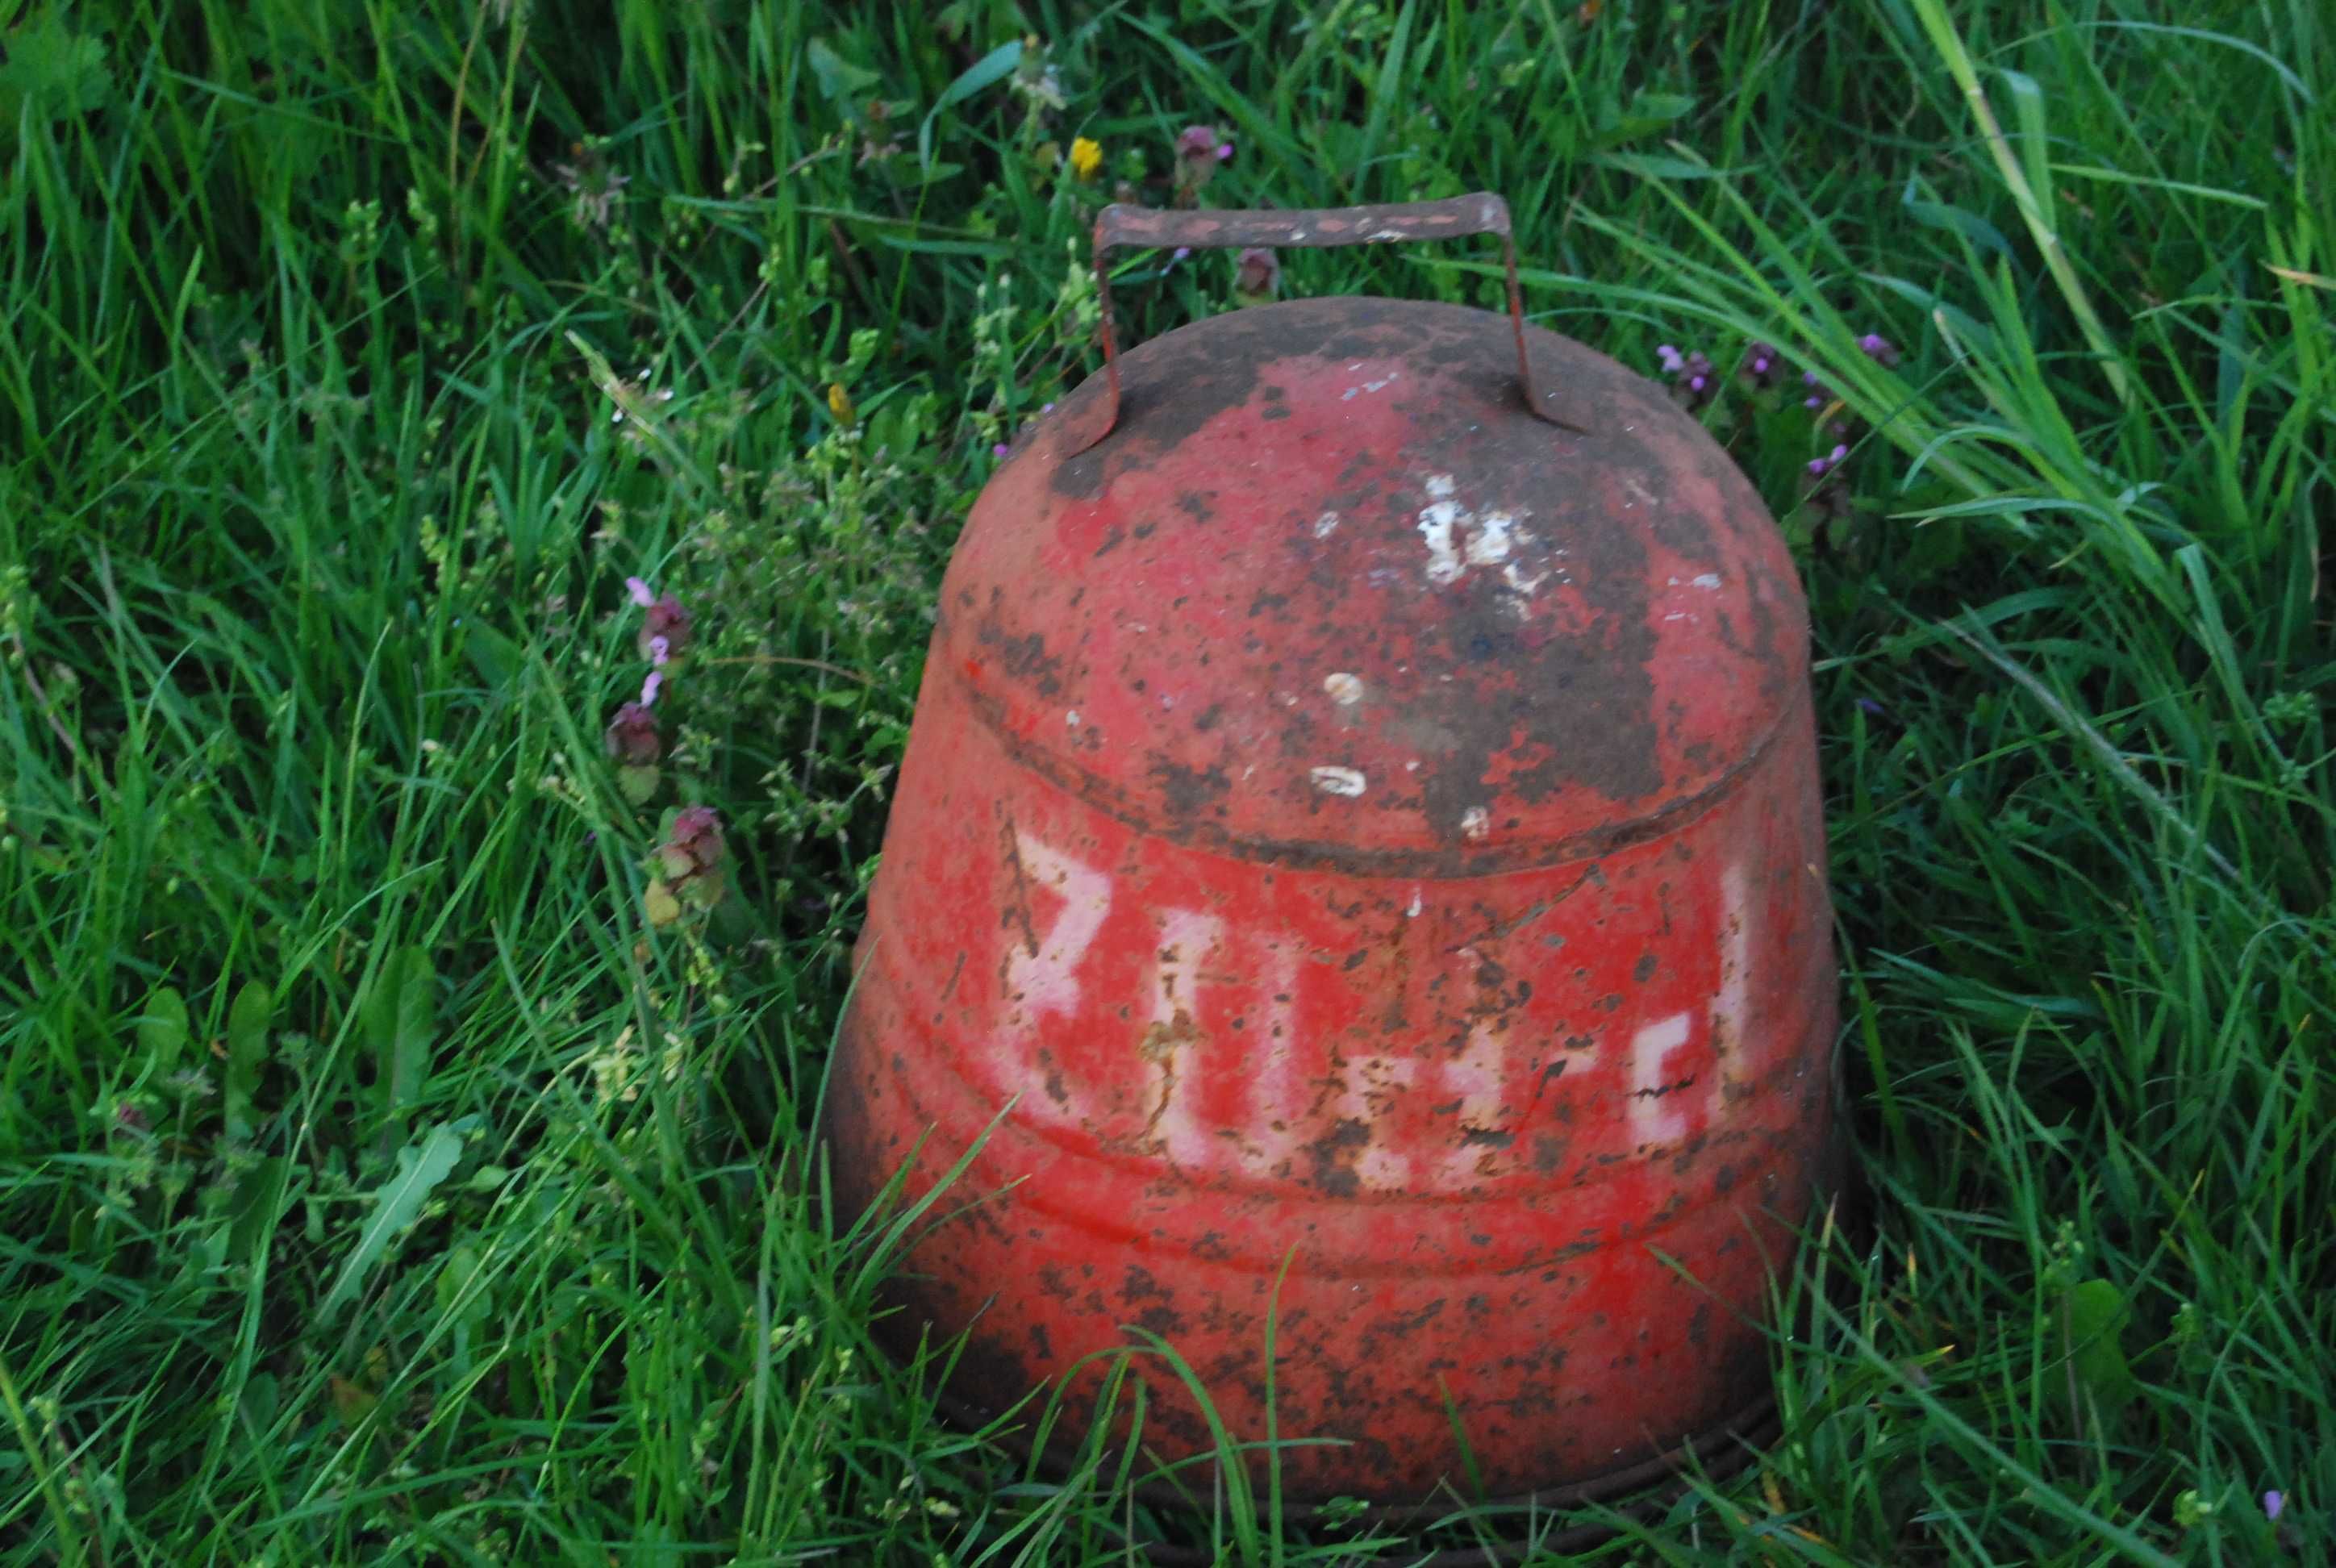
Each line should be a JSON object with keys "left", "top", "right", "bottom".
{"left": 826, "top": 382, "right": 855, "bottom": 424}
{"left": 1068, "top": 136, "right": 1103, "bottom": 181}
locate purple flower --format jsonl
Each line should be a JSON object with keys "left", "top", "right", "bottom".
{"left": 639, "top": 594, "right": 692, "bottom": 662}
{"left": 1855, "top": 697, "right": 1884, "bottom": 718}
{"left": 1041, "top": 402, "right": 1055, "bottom": 414}
{"left": 1173, "top": 246, "right": 1191, "bottom": 261}
{"left": 1235, "top": 246, "right": 1280, "bottom": 298}
{"left": 2263, "top": 1491, "right": 2284, "bottom": 1521}
{"left": 658, "top": 805, "right": 726, "bottom": 881}
{"left": 1658, "top": 348, "right": 1717, "bottom": 410}
{"left": 640, "top": 669, "right": 663, "bottom": 706}
{"left": 1739, "top": 341, "right": 1783, "bottom": 390}
{"left": 991, "top": 442, "right": 1011, "bottom": 460}
{"left": 624, "top": 576, "right": 655, "bottom": 608}
{"left": 1858, "top": 332, "right": 1901, "bottom": 369}
{"left": 1807, "top": 441, "right": 1850, "bottom": 477}
{"left": 604, "top": 701, "right": 661, "bottom": 763}
{"left": 1174, "top": 124, "right": 1224, "bottom": 202}
{"left": 1175, "top": 124, "right": 1219, "bottom": 161}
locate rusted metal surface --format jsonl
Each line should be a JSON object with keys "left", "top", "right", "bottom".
{"left": 1064, "top": 194, "right": 1583, "bottom": 454}
{"left": 827, "top": 254, "right": 1837, "bottom": 1508}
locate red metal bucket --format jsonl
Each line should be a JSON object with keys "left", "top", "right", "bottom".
{"left": 827, "top": 194, "right": 1838, "bottom": 1508}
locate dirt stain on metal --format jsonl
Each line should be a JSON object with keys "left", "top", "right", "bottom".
{"left": 1304, "top": 1117, "right": 1372, "bottom": 1199}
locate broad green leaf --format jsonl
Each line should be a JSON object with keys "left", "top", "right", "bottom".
{"left": 807, "top": 38, "right": 880, "bottom": 106}
{"left": 224, "top": 981, "right": 272, "bottom": 1140}
{"left": 1591, "top": 90, "right": 1696, "bottom": 151}
{"left": 436, "top": 1241, "right": 489, "bottom": 1325}
{"left": 366, "top": 945, "right": 438, "bottom": 1123}
{"left": 226, "top": 1156, "right": 290, "bottom": 1266}
{"left": 137, "top": 986, "right": 189, "bottom": 1075}
{"left": 1595, "top": 152, "right": 1729, "bottom": 181}
{"left": 2062, "top": 1278, "right": 2138, "bottom": 1416}
{"left": 617, "top": 763, "right": 660, "bottom": 805}
{"left": 0, "top": 19, "right": 114, "bottom": 127}
{"left": 463, "top": 622, "right": 520, "bottom": 690}
{"left": 319, "top": 1124, "right": 465, "bottom": 1322}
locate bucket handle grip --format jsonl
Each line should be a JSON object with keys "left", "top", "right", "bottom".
{"left": 1063, "top": 193, "right": 1582, "bottom": 455}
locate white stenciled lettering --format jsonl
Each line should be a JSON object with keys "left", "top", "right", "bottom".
{"left": 1336, "top": 1056, "right": 1420, "bottom": 1190}
{"left": 1003, "top": 831, "right": 1112, "bottom": 1021}
{"left": 1147, "top": 909, "right": 1225, "bottom": 1167}
{"left": 1237, "top": 945, "right": 1307, "bottom": 1179}
{"left": 1627, "top": 1011, "right": 1695, "bottom": 1145}
{"left": 1441, "top": 1021, "right": 1508, "bottom": 1184}
{"left": 999, "top": 830, "right": 1112, "bottom": 1130}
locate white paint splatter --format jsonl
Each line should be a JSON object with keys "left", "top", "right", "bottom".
{"left": 1322, "top": 672, "right": 1366, "bottom": 707}
{"left": 1416, "top": 500, "right": 1466, "bottom": 585}
{"left": 1692, "top": 573, "right": 1723, "bottom": 589}
{"left": 1460, "top": 805, "right": 1491, "bottom": 841}
{"left": 1465, "top": 511, "right": 1520, "bottom": 566}
{"left": 1406, "top": 887, "right": 1423, "bottom": 918}
{"left": 1416, "top": 477, "right": 1546, "bottom": 594}
{"left": 1066, "top": 710, "right": 1081, "bottom": 727}
{"left": 1311, "top": 765, "right": 1367, "bottom": 797}
{"left": 1313, "top": 511, "right": 1341, "bottom": 539}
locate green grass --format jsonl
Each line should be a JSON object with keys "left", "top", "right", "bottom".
{"left": 2, "top": 0, "right": 2330, "bottom": 1561}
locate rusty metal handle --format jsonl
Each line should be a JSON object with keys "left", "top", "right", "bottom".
{"left": 1066, "top": 193, "right": 1581, "bottom": 454}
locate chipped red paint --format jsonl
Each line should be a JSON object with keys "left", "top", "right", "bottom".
{"left": 827, "top": 235, "right": 1838, "bottom": 1508}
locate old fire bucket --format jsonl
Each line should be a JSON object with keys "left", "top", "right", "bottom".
{"left": 826, "top": 194, "right": 1840, "bottom": 1509}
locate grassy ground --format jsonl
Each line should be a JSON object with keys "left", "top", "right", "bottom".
{"left": 2, "top": 0, "right": 2330, "bottom": 1561}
